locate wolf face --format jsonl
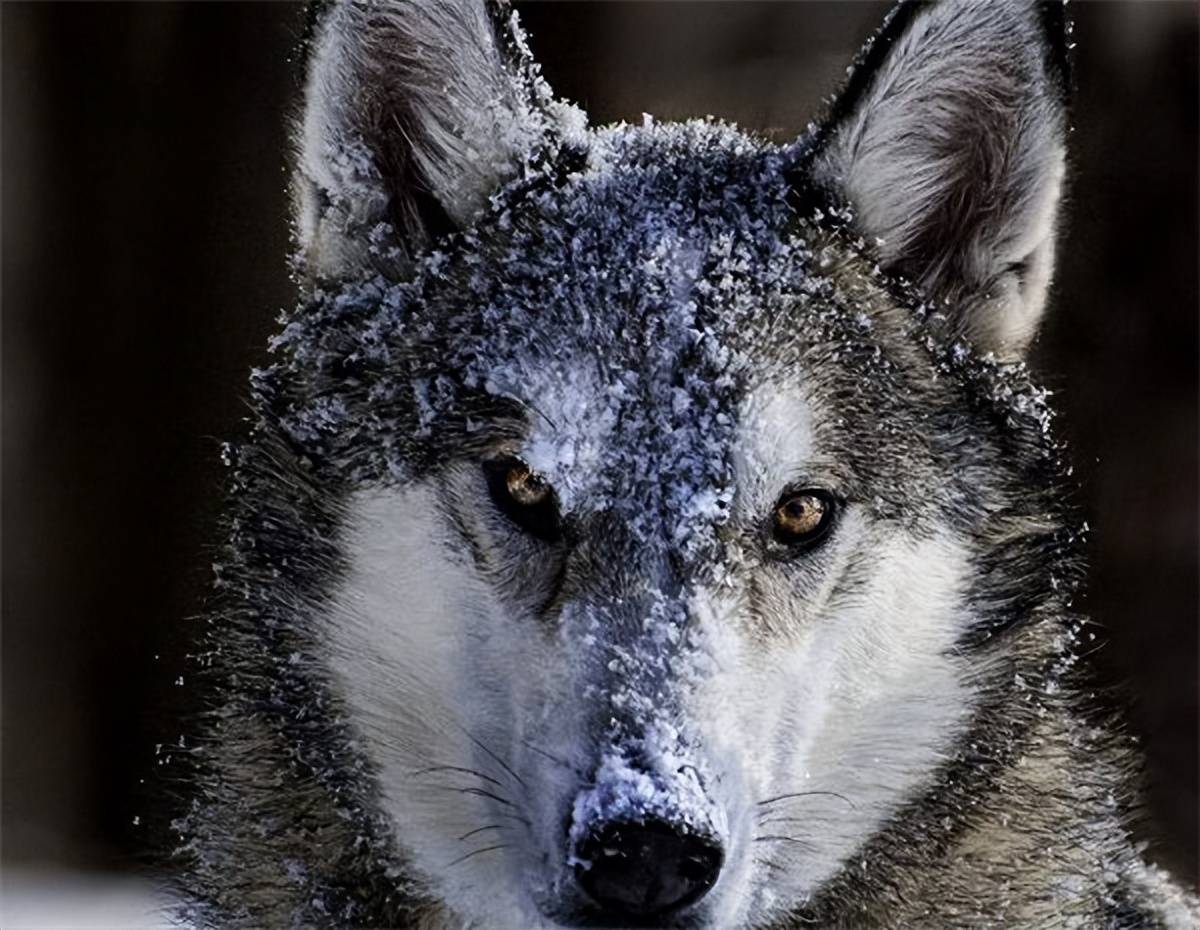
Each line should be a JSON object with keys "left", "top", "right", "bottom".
{"left": 313, "top": 128, "right": 995, "bottom": 925}
{"left": 275, "top": 2, "right": 1070, "bottom": 926}
{"left": 176, "top": 2, "right": 1197, "bottom": 929}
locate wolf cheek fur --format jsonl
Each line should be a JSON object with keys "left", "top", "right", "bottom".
{"left": 172, "top": 2, "right": 1199, "bottom": 928}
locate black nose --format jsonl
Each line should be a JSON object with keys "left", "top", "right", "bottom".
{"left": 574, "top": 818, "right": 723, "bottom": 918}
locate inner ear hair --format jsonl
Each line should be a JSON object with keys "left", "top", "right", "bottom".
{"left": 804, "top": 0, "right": 1071, "bottom": 360}
{"left": 293, "top": 0, "right": 582, "bottom": 285}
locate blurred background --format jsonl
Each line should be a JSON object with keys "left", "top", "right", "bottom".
{"left": 3, "top": 1, "right": 1196, "bottom": 921}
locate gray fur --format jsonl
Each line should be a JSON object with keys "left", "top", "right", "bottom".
{"left": 810, "top": 0, "right": 1067, "bottom": 358}
{"left": 168, "top": 2, "right": 1199, "bottom": 928}
{"left": 294, "top": 0, "right": 584, "bottom": 281}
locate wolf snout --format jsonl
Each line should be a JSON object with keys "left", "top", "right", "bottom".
{"left": 566, "top": 751, "right": 726, "bottom": 921}
{"left": 573, "top": 817, "right": 723, "bottom": 919}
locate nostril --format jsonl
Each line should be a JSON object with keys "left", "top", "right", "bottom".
{"left": 574, "top": 818, "right": 723, "bottom": 918}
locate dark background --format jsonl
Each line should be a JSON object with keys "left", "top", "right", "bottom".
{"left": 3, "top": 1, "right": 1197, "bottom": 889}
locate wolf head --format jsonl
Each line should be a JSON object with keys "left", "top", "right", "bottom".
{"left": 225, "top": 2, "right": 1077, "bottom": 927}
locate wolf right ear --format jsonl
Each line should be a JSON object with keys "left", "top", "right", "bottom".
{"left": 803, "top": 0, "right": 1071, "bottom": 359}
{"left": 294, "top": 0, "right": 582, "bottom": 284}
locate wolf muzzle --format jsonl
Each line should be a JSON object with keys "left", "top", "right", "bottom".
{"left": 567, "top": 752, "right": 725, "bottom": 923}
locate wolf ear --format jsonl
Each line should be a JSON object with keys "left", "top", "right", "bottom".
{"left": 294, "top": 0, "right": 580, "bottom": 283}
{"left": 805, "top": 0, "right": 1071, "bottom": 358}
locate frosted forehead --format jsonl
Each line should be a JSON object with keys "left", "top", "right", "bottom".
{"left": 271, "top": 122, "right": 815, "bottom": 469}
{"left": 460, "top": 122, "right": 809, "bottom": 554}
{"left": 264, "top": 117, "right": 1057, "bottom": 556}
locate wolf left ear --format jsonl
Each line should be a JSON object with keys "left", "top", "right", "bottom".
{"left": 294, "top": 0, "right": 581, "bottom": 284}
{"left": 804, "top": 0, "right": 1071, "bottom": 359}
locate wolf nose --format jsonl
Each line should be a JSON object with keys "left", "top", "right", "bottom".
{"left": 574, "top": 818, "right": 723, "bottom": 918}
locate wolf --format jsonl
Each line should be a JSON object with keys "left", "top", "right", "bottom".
{"left": 170, "top": 1, "right": 1199, "bottom": 928}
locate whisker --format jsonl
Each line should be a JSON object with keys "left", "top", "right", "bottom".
{"left": 444, "top": 843, "right": 511, "bottom": 869}
{"left": 757, "top": 790, "right": 856, "bottom": 810}
{"left": 408, "top": 765, "right": 507, "bottom": 790}
{"left": 506, "top": 395, "right": 558, "bottom": 432}
{"left": 520, "top": 738, "right": 583, "bottom": 777}
{"left": 526, "top": 400, "right": 558, "bottom": 431}
{"left": 457, "top": 824, "right": 505, "bottom": 843}
{"left": 460, "top": 726, "right": 528, "bottom": 792}
{"left": 495, "top": 810, "right": 533, "bottom": 828}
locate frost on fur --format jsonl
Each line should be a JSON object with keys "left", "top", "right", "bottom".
{"left": 169, "top": 3, "right": 1200, "bottom": 929}
{"left": 294, "top": 0, "right": 586, "bottom": 283}
{"left": 806, "top": 0, "right": 1070, "bottom": 358}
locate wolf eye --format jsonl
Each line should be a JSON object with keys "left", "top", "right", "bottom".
{"left": 483, "top": 457, "right": 562, "bottom": 543}
{"left": 772, "top": 489, "right": 837, "bottom": 548}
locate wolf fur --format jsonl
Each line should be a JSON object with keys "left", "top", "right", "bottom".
{"left": 170, "top": 2, "right": 1199, "bottom": 928}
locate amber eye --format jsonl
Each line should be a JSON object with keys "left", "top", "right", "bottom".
{"left": 772, "top": 489, "right": 838, "bottom": 548}
{"left": 483, "top": 457, "right": 562, "bottom": 542}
